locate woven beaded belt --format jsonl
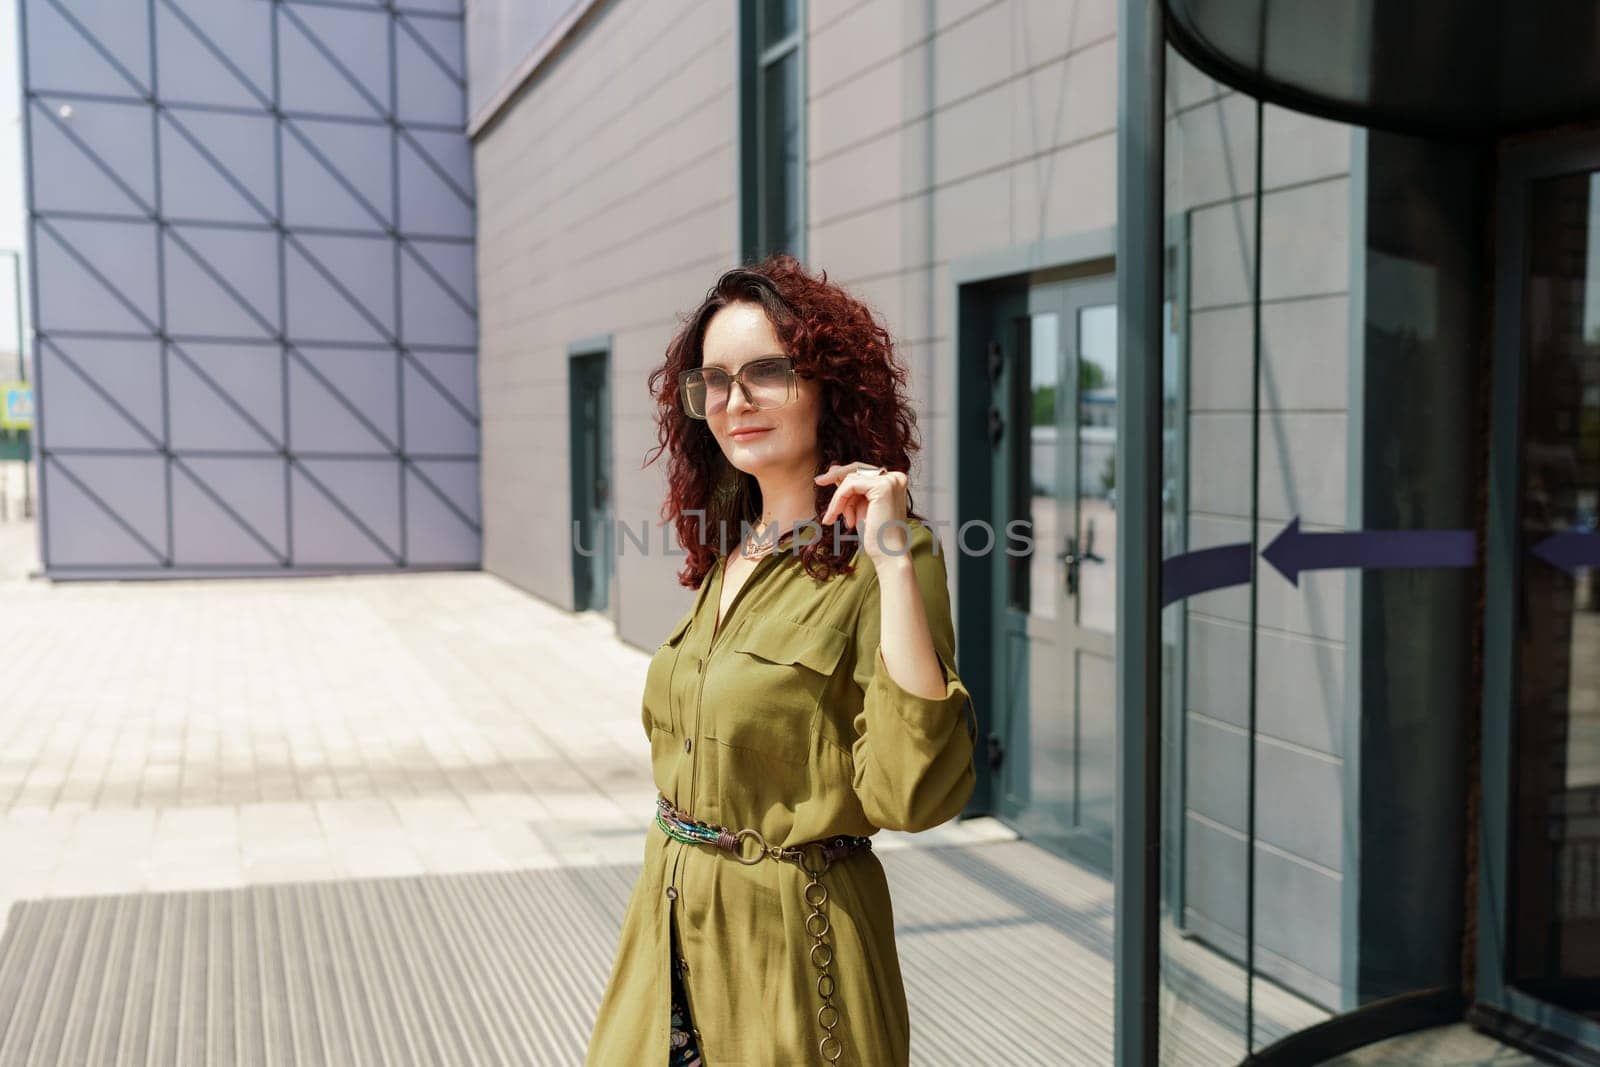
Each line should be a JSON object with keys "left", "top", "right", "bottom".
{"left": 654, "top": 792, "right": 872, "bottom": 1064}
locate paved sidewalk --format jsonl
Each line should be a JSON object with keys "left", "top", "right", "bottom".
{"left": 0, "top": 516, "right": 1009, "bottom": 935}
{"left": 0, "top": 507, "right": 1388, "bottom": 1064}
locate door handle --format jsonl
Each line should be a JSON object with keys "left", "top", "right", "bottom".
{"left": 1056, "top": 535, "right": 1080, "bottom": 596}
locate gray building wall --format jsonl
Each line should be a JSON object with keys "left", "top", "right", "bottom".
{"left": 470, "top": 0, "right": 1119, "bottom": 644}
{"left": 468, "top": 0, "right": 1357, "bottom": 1011}
{"left": 24, "top": 0, "right": 480, "bottom": 577}
{"left": 464, "top": 0, "right": 583, "bottom": 121}
{"left": 471, "top": 0, "right": 738, "bottom": 644}
{"left": 809, "top": 0, "right": 1118, "bottom": 573}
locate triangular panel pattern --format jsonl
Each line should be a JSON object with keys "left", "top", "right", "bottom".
{"left": 35, "top": 219, "right": 159, "bottom": 334}
{"left": 168, "top": 341, "right": 284, "bottom": 451}
{"left": 282, "top": 116, "right": 393, "bottom": 231}
{"left": 47, "top": 453, "right": 168, "bottom": 565}
{"left": 44, "top": 454, "right": 165, "bottom": 566}
{"left": 399, "top": 130, "right": 472, "bottom": 237}
{"left": 287, "top": 345, "right": 398, "bottom": 454}
{"left": 411, "top": 457, "right": 479, "bottom": 524}
{"left": 159, "top": 109, "right": 277, "bottom": 224}
{"left": 30, "top": 0, "right": 476, "bottom": 578}
{"left": 173, "top": 456, "right": 287, "bottom": 564}
{"left": 155, "top": 0, "right": 274, "bottom": 110}
{"left": 402, "top": 359, "right": 476, "bottom": 455}
{"left": 286, "top": 234, "right": 395, "bottom": 345}
{"left": 25, "top": 0, "right": 150, "bottom": 97}
{"left": 41, "top": 336, "right": 165, "bottom": 449}
{"left": 400, "top": 239, "right": 475, "bottom": 348}
{"left": 395, "top": 15, "right": 464, "bottom": 126}
{"left": 406, "top": 348, "right": 476, "bottom": 412}
{"left": 30, "top": 96, "right": 154, "bottom": 215}
{"left": 277, "top": 4, "right": 391, "bottom": 120}
{"left": 291, "top": 458, "right": 400, "bottom": 564}
{"left": 163, "top": 225, "right": 280, "bottom": 339}
{"left": 404, "top": 462, "right": 479, "bottom": 565}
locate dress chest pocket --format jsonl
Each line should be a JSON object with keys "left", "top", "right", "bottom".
{"left": 713, "top": 616, "right": 849, "bottom": 767}
{"left": 643, "top": 612, "right": 693, "bottom": 735}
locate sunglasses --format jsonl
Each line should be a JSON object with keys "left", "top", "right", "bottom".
{"left": 678, "top": 355, "right": 797, "bottom": 420}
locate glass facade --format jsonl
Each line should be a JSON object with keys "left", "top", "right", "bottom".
{"left": 1130, "top": 6, "right": 1600, "bottom": 1061}
{"left": 1159, "top": 51, "right": 1360, "bottom": 1060}
{"left": 1509, "top": 166, "right": 1600, "bottom": 1019}
{"left": 1152, "top": 46, "right": 1483, "bottom": 1062}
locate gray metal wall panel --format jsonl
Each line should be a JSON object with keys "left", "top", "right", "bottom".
{"left": 24, "top": 0, "right": 480, "bottom": 578}
{"left": 470, "top": 0, "right": 737, "bottom": 639}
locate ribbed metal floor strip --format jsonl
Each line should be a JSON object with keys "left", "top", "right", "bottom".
{"left": 0, "top": 863, "right": 636, "bottom": 1067}
{"left": 0, "top": 840, "right": 1510, "bottom": 1065}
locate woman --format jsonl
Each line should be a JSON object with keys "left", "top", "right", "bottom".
{"left": 584, "top": 254, "right": 978, "bottom": 1066}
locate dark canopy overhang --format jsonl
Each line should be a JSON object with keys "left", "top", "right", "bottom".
{"left": 1163, "top": 0, "right": 1600, "bottom": 139}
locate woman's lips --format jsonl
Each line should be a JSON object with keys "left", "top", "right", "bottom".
{"left": 730, "top": 427, "right": 771, "bottom": 441}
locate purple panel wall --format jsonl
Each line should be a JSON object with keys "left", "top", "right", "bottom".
{"left": 22, "top": 0, "right": 480, "bottom": 577}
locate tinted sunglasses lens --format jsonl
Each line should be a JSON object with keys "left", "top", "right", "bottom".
{"left": 681, "top": 373, "right": 707, "bottom": 418}
{"left": 689, "top": 370, "right": 732, "bottom": 417}
{"left": 745, "top": 360, "right": 791, "bottom": 408}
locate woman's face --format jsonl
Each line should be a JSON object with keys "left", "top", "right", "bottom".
{"left": 701, "top": 301, "right": 822, "bottom": 479}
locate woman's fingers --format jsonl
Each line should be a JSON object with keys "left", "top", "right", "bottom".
{"left": 819, "top": 463, "right": 904, "bottom": 533}
{"left": 820, "top": 469, "right": 868, "bottom": 526}
{"left": 813, "top": 462, "right": 849, "bottom": 485}
{"left": 813, "top": 460, "right": 874, "bottom": 485}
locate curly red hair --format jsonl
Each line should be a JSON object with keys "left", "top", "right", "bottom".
{"left": 644, "top": 254, "right": 929, "bottom": 588}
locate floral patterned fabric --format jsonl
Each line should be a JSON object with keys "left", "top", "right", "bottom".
{"left": 668, "top": 920, "right": 704, "bottom": 1066}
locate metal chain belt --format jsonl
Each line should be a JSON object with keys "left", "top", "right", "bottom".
{"left": 654, "top": 792, "right": 872, "bottom": 1064}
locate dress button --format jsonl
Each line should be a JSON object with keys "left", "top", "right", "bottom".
{"left": 665, "top": 886, "right": 678, "bottom": 900}
{"left": 684, "top": 737, "right": 693, "bottom": 753}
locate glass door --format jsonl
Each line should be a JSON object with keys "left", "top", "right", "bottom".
{"left": 1482, "top": 134, "right": 1600, "bottom": 1059}
{"left": 995, "top": 272, "right": 1118, "bottom": 872}
{"left": 1507, "top": 161, "right": 1600, "bottom": 1019}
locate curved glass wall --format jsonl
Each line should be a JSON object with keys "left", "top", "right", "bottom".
{"left": 1154, "top": 45, "right": 1480, "bottom": 1062}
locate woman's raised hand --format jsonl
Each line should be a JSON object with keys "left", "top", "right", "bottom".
{"left": 815, "top": 461, "right": 911, "bottom": 561}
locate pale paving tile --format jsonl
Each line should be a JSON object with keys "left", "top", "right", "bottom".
{"left": 0, "top": 518, "right": 1018, "bottom": 946}
{"left": 146, "top": 805, "right": 243, "bottom": 891}
{"left": 315, "top": 798, "right": 428, "bottom": 879}
{"left": 239, "top": 801, "right": 341, "bottom": 884}
{"left": 49, "top": 808, "right": 158, "bottom": 897}
{"left": 391, "top": 794, "right": 513, "bottom": 875}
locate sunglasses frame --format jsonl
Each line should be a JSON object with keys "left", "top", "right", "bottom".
{"left": 678, "top": 355, "right": 797, "bottom": 420}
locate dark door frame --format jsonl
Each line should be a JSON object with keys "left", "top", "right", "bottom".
{"left": 1473, "top": 127, "right": 1600, "bottom": 1061}
{"left": 952, "top": 228, "right": 1120, "bottom": 821}
{"left": 568, "top": 337, "right": 612, "bottom": 614}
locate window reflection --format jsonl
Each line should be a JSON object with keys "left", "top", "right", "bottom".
{"left": 1078, "top": 303, "right": 1117, "bottom": 635}
{"left": 1513, "top": 167, "right": 1600, "bottom": 1008}
{"left": 1030, "top": 311, "right": 1060, "bottom": 619}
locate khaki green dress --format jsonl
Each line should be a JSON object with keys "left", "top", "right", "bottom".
{"left": 584, "top": 518, "right": 978, "bottom": 1066}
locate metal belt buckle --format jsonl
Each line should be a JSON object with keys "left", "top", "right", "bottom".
{"left": 732, "top": 827, "right": 768, "bottom": 865}
{"left": 798, "top": 840, "right": 832, "bottom": 877}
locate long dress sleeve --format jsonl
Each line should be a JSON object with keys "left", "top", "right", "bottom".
{"left": 848, "top": 521, "right": 979, "bottom": 833}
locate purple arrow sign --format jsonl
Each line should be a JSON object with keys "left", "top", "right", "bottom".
{"left": 1262, "top": 516, "right": 1476, "bottom": 586}
{"left": 1158, "top": 515, "right": 1479, "bottom": 606}
{"left": 1530, "top": 530, "right": 1600, "bottom": 574}
{"left": 1160, "top": 543, "right": 1252, "bottom": 607}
